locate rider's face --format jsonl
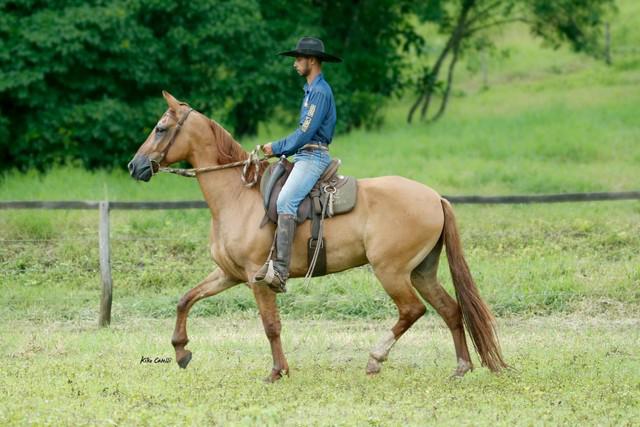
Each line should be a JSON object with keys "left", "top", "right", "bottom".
{"left": 294, "top": 56, "right": 311, "bottom": 77}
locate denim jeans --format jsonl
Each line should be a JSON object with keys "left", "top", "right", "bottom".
{"left": 276, "top": 149, "right": 332, "bottom": 216}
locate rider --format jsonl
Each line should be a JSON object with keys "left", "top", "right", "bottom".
{"left": 255, "top": 37, "right": 342, "bottom": 292}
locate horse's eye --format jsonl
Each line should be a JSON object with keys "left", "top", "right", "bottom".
{"left": 155, "top": 126, "right": 166, "bottom": 134}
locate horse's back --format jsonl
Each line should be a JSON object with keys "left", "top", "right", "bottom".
{"left": 357, "top": 175, "right": 443, "bottom": 214}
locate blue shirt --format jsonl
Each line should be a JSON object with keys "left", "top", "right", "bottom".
{"left": 271, "top": 73, "right": 336, "bottom": 157}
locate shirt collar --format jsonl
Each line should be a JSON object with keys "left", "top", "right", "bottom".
{"left": 303, "top": 73, "right": 324, "bottom": 93}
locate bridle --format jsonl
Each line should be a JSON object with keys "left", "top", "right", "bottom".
{"left": 150, "top": 106, "right": 194, "bottom": 174}
{"left": 150, "top": 106, "right": 267, "bottom": 187}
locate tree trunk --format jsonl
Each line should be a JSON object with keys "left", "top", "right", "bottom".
{"left": 431, "top": 37, "right": 462, "bottom": 122}
{"left": 408, "top": 0, "right": 476, "bottom": 123}
{"left": 407, "top": 91, "right": 426, "bottom": 123}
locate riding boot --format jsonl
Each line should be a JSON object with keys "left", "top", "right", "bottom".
{"left": 271, "top": 214, "right": 297, "bottom": 291}
{"left": 252, "top": 214, "right": 296, "bottom": 293}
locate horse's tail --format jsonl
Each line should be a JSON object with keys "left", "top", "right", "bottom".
{"left": 440, "top": 198, "right": 507, "bottom": 372}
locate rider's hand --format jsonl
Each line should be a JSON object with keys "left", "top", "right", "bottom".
{"left": 262, "top": 143, "right": 274, "bottom": 156}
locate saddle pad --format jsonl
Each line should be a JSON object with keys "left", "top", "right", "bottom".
{"left": 331, "top": 175, "right": 357, "bottom": 214}
{"left": 259, "top": 159, "right": 357, "bottom": 226}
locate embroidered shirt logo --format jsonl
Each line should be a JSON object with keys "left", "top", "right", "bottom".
{"left": 301, "top": 117, "right": 312, "bottom": 132}
{"left": 300, "top": 104, "right": 317, "bottom": 132}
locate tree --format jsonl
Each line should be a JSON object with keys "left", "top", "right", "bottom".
{"left": 0, "top": 0, "right": 421, "bottom": 171}
{"left": 0, "top": 0, "right": 285, "bottom": 171}
{"left": 407, "top": 0, "right": 616, "bottom": 124}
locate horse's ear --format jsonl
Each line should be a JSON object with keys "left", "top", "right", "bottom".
{"left": 162, "top": 90, "right": 181, "bottom": 112}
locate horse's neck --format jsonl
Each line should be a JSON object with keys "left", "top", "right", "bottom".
{"left": 191, "top": 131, "right": 260, "bottom": 222}
{"left": 196, "top": 168, "right": 258, "bottom": 220}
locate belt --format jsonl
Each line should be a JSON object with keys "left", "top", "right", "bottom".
{"left": 300, "top": 142, "right": 329, "bottom": 151}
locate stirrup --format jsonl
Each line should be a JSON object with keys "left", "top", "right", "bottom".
{"left": 252, "top": 261, "right": 287, "bottom": 294}
{"left": 253, "top": 260, "right": 271, "bottom": 282}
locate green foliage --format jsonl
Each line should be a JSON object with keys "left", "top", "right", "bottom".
{"left": 528, "top": 0, "right": 616, "bottom": 54}
{"left": 406, "top": 0, "right": 617, "bottom": 122}
{"left": 0, "top": 0, "right": 282, "bottom": 170}
{"left": 0, "top": 0, "right": 419, "bottom": 171}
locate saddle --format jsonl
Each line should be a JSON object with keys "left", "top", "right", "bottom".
{"left": 259, "top": 156, "right": 358, "bottom": 276}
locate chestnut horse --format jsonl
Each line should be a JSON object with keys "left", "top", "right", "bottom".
{"left": 128, "top": 91, "right": 507, "bottom": 382}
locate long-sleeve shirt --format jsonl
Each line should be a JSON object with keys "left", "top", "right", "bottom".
{"left": 271, "top": 73, "right": 336, "bottom": 157}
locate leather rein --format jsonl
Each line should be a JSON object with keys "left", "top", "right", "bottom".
{"left": 151, "top": 107, "right": 266, "bottom": 187}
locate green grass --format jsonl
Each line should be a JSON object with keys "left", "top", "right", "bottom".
{"left": 1, "top": 314, "right": 638, "bottom": 426}
{"left": 1, "top": 202, "right": 639, "bottom": 323}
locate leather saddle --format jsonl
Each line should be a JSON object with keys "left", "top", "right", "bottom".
{"left": 259, "top": 157, "right": 357, "bottom": 227}
{"left": 259, "top": 156, "right": 357, "bottom": 277}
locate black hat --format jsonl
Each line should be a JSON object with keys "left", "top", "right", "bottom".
{"left": 278, "top": 37, "right": 342, "bottom": 63}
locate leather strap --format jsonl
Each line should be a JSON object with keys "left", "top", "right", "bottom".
{"left": 158, "top": 108, "right": 194, "bottom": 162}
{"left": 300, "top": 143, "right": 329, "bottom": 151}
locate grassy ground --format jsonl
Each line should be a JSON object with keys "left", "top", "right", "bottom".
{"left": 1, "top": 314, "right": 638, "bottom": 426}
{"left": 1, "top": 202, "right": 638, "bottom": 322}
{"left": 1, "top": 1, "right": 639, "bottom": 425}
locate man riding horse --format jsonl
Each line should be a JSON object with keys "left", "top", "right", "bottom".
{"left": 254, "top": 37, "right": 342, "bottom": 292}
{"left": 127, "top": 37, "right": 507, "bottom": 380}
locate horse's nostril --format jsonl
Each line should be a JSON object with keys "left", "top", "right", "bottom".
{"left": 128, "top": 161, "right": 135, "bottom": 174}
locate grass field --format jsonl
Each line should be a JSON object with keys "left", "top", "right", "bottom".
{"left": 1, "top": 1, "right": 640, "bottom": 425}
{"left": 1, "top": 314, "right": 638, "bottom": 425}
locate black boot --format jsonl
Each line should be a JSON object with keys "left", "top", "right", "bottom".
{"left": 271, "top": 214, "right": 296, "bottom": 291}
{"left": 253, "top": 214, "right": 296, "bottom": 293}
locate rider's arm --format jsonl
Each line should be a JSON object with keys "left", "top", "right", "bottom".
{"left": 270, "top": 90, "right": 329, "bottom": 157}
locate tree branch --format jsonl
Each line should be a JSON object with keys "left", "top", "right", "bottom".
{"left": 466, "top": 0, "right": 503, "bottom": 26}
{"left": 466, "top": 16, "right": 530, "bottom": 35}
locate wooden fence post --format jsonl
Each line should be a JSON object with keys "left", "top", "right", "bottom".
{"left": 605, "top": 22, "right": 612, "bottom": 65}
{"left": 99, "top": 201, "right": 112, "bottom": 327}
{"left": 481, "top": 50, "right": 489, "bottom": 89}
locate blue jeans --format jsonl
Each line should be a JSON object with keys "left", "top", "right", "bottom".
{"left": 276, "top": 149, "right": 332, "bottom": 216}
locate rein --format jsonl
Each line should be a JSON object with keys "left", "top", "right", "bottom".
{"left": 158, "top": 146, "right": 267, "bottom": 187}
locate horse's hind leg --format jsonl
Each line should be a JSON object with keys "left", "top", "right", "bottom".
{"left": 366, "top": 269, "right": 426, "bottom": 375}
{"left": 171, "top": 269, "right": 239, "bottom": 369}
{"left": 410, "top": 238, "right": 473, "bottom": 377}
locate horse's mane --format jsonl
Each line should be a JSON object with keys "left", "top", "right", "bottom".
{"left": 207, "top": 118, "right": 268, "bottom": 183}
{"left": 208, "top": 119, "right": 249, "bottom": 164}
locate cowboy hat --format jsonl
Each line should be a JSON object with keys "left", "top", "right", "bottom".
{"left": 278, "top": 37, "right": 342, "bottom": 63}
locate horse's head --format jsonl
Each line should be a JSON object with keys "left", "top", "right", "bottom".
{"left": 128, "top": 91, "right": 196, "bottom": 181}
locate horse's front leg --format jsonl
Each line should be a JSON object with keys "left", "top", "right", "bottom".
{"left": 252, "top": 284, "right": 289, "bottom": 382}
{"left": 171, "top": 269, "right": 239, "bottom": 368}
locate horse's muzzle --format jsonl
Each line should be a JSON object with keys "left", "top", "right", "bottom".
{"left": 128, "top": 154, "right": 154, "bottom": 182}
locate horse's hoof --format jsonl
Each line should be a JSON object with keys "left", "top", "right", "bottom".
{"left": 263, "top": 374, "right": 278, "bottom": 383}
{"left": 263, "top": 368, "right": 287, "bottom": 383}
{"left": 366, "top": 358, "right": 382, "bottom": 375}
{"left": 177, "top": 351, "right": 192, "bottom": 369}
{"left": 450, "top": 359, "right": 472, "bottom": 378}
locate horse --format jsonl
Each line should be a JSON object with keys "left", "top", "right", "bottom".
{"left": 127, "top": 91, "right": 507, "bottom": 382}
